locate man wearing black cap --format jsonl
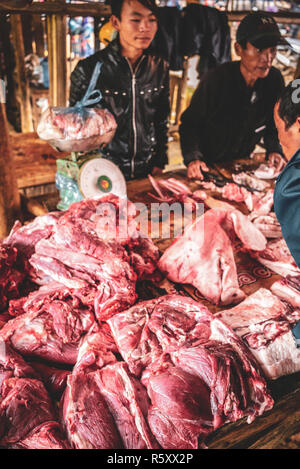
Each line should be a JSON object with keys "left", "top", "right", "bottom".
{"left": 180, "top": 12, "right": 287, "bottom": 179}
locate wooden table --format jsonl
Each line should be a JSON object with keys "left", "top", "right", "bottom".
{"left": 126, "top": 164, "right": 300, "bottom": 450}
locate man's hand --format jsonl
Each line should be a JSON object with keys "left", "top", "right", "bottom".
{"left": 187, "top": 160, "right": 209, "bottom": 180}
{"left": 268, "top": 153, "right": 286, "bottom": 173}
{"left": 152, "top": 166, "right": 163, "bottom": 176}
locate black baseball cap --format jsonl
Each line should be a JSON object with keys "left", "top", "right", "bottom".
{"left": 236, "top": 12, "right": 289, "bottom": 49}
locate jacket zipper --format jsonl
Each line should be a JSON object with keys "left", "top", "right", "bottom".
{"left": 126, "top": 56, "right": 144, "bottom": 179}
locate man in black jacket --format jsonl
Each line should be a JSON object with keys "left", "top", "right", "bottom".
{"left": 69, "top": 0, "right": 170, "bottom": 180}
{"left": 180, "top": 12, "right": 286, "bottom": 180}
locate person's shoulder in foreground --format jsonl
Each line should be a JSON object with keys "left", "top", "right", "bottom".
{"left": 274, "top": 80, "right": 300, "bottom": 267}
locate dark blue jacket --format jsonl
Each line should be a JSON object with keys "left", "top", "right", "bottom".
{"left": 274, "top": 148, "right": 300, "bottom": 268}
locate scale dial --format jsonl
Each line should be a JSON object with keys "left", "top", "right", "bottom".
{"left": 78, "top": 158, "right": 127, "bottom": 199}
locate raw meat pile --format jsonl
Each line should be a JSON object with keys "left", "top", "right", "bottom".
{"left": 0, "top": 195, "right": 163, "bottom": 448}
{"left": 0, "top": 195, "right": 162, "bottom": 370}
{"left": 37, "top": 106, "right": 117, "bottom": 152}
{"left": 59, "top": 294, "right": 272, "bottom": 449}
{"left": 0, "top": 184, "right": 299, "bottom": 449}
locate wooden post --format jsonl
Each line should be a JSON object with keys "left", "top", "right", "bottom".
{"left": 0, "top": 103, "right": 21, "bottom": 237}
{"left": 21, "top": 13, "right": 33, "bottom": 55}
{"left": 10, "top": 14, "right": 34, "bottom": 132}
{"left": 32, "top": 14, "right": 45, "bottom": 57}
{"left": 47, "top": 1, "right": 67, "bottom": 106}
{"left": 295, "top": 56, "right": 300, "bottom": 80}
{"left": 175, "top": 58, "right": 189, "bottom": 126}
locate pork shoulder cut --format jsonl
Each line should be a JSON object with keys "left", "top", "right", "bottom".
{"left": 158, "top": 209, "right": 266, "bottom": 305}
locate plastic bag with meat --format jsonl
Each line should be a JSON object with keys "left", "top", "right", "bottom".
{"left": 37, "top": 62, "right": 117, "bottom": 152}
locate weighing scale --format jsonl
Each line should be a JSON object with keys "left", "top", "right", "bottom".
{"left": 56, "top": 152, "right": 127, "bottom": 210}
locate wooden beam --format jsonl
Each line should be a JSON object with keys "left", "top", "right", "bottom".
{"left": 0, "top": 102, "right": 22, "bottom": 237}
{"left": 1, "top": 2, "right": 300, "bottom": 23}
{"left": 47, "top": 8, "right": 67, "bottom": 106}
{"left": 10, "top": 14, "right": 34, "bottom": 132}
{"left": 0, "top": 2, "right": 111, "bottom": 17}
{"left": 227, "top": 10, "right": 300, "bottom": 25}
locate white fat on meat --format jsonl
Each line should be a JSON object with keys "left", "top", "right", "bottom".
{"left": 217, "top": 288, "right": 300, "bottom": 380}
{"left": 271, "top": 280, "right": 300, "bottom": 309}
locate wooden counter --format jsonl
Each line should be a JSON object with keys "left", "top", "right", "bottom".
{"left": 10, "top": 131, "right": 67, "bottom": 190}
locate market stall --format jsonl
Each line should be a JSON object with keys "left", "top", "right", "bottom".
{"left": 1, "top": 0, "right": 300, "bottom": 452}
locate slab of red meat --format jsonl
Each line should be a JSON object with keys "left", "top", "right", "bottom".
{"left": 0, "top": 342, "right": 69, "bottom": 449}
{"left": 74, "top": 327, "right": 118, "bottom": 373}
{"left": 158, "top": 209, "right": 266, "bottom": 305}
{"left": 172, "top": 344, "right": 250, "bottom": 427}
{"left": 108, "top": 294, "right": 211, "bottom": 376}
{"left": 62, "top": 363, "right": 159, "bottom": 449}
{"left": 60, "top": 195, "right": 160, "bottom": 281}
{"left": 251, "top": 238, "right": 300, "bottom": 280}
{"left": 62, "top": 327, "right": 158, "bottom": 449}
{"left": 222, "top": 183, "right": 252, "bottom": 204}
{"left": 108, "top": 295, "right": 273, "bottom": 428}
{"left": 0, "top": 212, "right": 63, "bottom": 314}
{"left": 61, "top": 371, "right": 122, "bottom": 449}
{"left": 0, "top": 283, "right": 96, "bottom": 365}
{"left": 27, "top": 195, "right": 160, "bottom": 320}
{"left": 29, "top": 217, "right": 138, "bottom": 321}
{"left": 60, "top": 195, "right": 138, "bottom": 245}
{"left": 96, "top": 362, "right": 159, "bottom": 449}
{"left": 9, "top": 421, "right": 69, "bottom": 450}
{"left": 3, "top": 213, "right": 62, "bottom": 262}
{"left": 147, "top": 367, "right": 213, "bottom": 449}
{"left": 217, "top": 288, "right": 300, "bottom": 379}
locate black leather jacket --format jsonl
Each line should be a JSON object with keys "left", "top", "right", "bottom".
{"left": 69, "top": 39, "right": 170, "bottom": 180}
